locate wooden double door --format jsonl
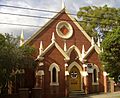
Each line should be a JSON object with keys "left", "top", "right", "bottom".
{"left": 69, "top": 66, "right": 81, "bottom": 91}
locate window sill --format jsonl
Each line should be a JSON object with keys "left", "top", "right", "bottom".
{"left": 50, "top": 82, "right": 59, "bottom": 86}
{"left": 92, "top": 83, "right": 99, "bottom": 85}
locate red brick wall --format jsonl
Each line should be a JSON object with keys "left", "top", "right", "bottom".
{"left": 87, "top": 50, "right": 104, "bottom": 92}
{"left": 43, "top": 47, "right": 66, "bottom": 97}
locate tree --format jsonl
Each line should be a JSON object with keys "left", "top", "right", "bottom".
{"left": 77, "top": 5, "right": 120, "bottom": 39}
{"left": 100, "top": 28, "right": 120, "bottom": 82}
{"left": 0, "top": 34, "right": 36, "bottom": 94}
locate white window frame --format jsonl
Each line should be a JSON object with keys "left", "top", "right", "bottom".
{"left": 92, "top": 64, "right": 99, "bottom": 85}
{"left": 49, "top": 63, "right": 60, "bottom": 86}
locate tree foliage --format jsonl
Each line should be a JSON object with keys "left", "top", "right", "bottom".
{"left": 77, "top": 5, "right": 120, "bottom": 39}
{"left": 100, "top": 28, "right": 120, "bottom": 82}
{"left": 0, "top": 33, "right": 36, "bottom": 93}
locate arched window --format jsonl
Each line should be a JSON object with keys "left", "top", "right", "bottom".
{"left": 52, "top": 67, "right": 56, "bottom": 83}
{"left": 93, "top": 69, "right": 97, "bottom": 83}
{"left": 92, "top": 64, "right": 99, "bottom": 85}
{"left": 49, "top": 63, "right": 60, "bottom": 86}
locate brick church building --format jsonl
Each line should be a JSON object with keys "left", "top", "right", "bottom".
{"left": 23, "top": 8, "right": 108, "bottom": 98}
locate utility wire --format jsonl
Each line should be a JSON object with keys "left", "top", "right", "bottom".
{"left": 0, "top": 11, "right": 119, "bottom": 27}
{"left": 0, "top": 4, "right": 60, "bottom": 14}
{"left": 0, "top": 4, "right": 119, "bottom": 21}
{"left": 0, "top": 12, "right": 52, "bottom": 20}
{"left": 0, "top": 22, "right": 40, "bottom": 27}
{"left": 0, "top": 21, "right": 119, "bottom": 29}
{"left": 0, "top": 4, "right": 119, "bottom": 29}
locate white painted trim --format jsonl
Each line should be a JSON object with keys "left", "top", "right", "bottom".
{"left": 67, "top": 45, "right": 82, "bottom": 60}
{"left": 65, "top": 71, "right": 69, "bottom": 76}
{"left": 82, "top": 45, "right": 85, "bottom": 59}
{"left": 68, "top": 61, "right": 83, "bottom": 91}
{"left": 41, "top": 42, "right": 55, "bottom": 56}
{"left": 49, "top": 63, "right": 60, "bottom": 71}
{"left": 38, "top": 62, "right": 44, "bottom": 66}
{"left": 92, "top": 64, "right": 99, "bottom": 85}
{"left": 36, "top": 70, "right": 44, "bottom": 76}
{"left": 103, "top": 71, "right": 108, "bottom": 76}
{"left": 55, "top": 42, "right": 70, "bottom": 60}
{"left": 51, "top": 32, "right": 55, "bottom": 43}
{"left": 38, "top": 42, "right": 70, "bottom": 61}
{"left": 39, "top": 41, "right": 44, "bottom": 55}
{"left": 64, "top": 40, "right": 67, "bottom": 52}
{"left": 56, "top": 21, "right": 73, "bottom": 39}
{"left": 82, "top": 71, "right": 88, "bottom": 76}
{"left": 84, "top": 45, "right": 94, "bottom": 59}
{"left": 92, "top": 64, "right": 100, "bottom": 72}
{"left": 94, "top": 44, "right": 101, "bottom": 54}
{"left": 49, "top": 63, "right": 60, "bottom": 86}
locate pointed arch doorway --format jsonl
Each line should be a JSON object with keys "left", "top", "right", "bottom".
{"left": 68, "top": 62, "right": 83, "bottom": 92}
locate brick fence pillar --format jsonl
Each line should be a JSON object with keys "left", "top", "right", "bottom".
{"left": 32, "top": 88, "right": 42, "bottom": 98}
{"left": 110, "top": 79, "right": 114, "bottom": 93}
{"left": 19, "top": 88, "right": 29, "bottom": 98}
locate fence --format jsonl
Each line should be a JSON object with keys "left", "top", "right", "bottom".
{"left": 0, "top": 88, "right": 42, "bottom": 98}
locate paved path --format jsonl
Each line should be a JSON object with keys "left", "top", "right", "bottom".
{"left": 68, "top": 91, "right": 120, "bottom": 98}
{"left": 85, "top": 92, "right": 120, "bottom": 98}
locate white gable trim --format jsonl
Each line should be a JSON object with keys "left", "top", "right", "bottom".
{"left": 41, "top": 42, "right": 55, "bottom": 57}
{"left": 67, "top": 45, "right": 82, "bottom": 60}
{"left": 38, "top": 42, "right": 70, "bottom": 61}
{"left": 55, "top": 43, "right": 70, "bottom": 61}
{"left": 83, "top": 45, "right": 94, "bottom": 59}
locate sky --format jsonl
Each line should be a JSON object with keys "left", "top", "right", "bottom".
{"left": 0, "top": 0, "right": 120, "bottom": 39}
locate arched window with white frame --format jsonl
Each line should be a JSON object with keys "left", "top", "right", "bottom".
{"left": 52, "top": 67, "right": 57, "bottom": 83}
{"left": 49, "top": 63, "right": 60, "bottom": 86}
{"left": 92, "top": 64, "right": 99, "bottom": 85}
{"left": 93, "top": 69, "right": 97, "bottom": 83}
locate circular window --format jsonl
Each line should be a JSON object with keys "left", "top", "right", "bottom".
{"left": 71, "top": 71, "right": 78, "bottom": 79}
{"left": 56, "top": 21, "right": 73, "bottom": 39}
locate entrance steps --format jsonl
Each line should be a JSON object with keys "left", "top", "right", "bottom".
{"left": 69, "top": 91, "right": 86, "bottom": 98}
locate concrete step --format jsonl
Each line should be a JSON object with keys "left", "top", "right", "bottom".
{"left": 69, "top": 91, "right": 86, "bottom": 98}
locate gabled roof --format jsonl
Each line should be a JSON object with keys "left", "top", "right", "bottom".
{"left": 24, "top": 8, "right": 101, "bottom": 54}
{"left": 38, "top": 42, "right": 70, "bottom": 61}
